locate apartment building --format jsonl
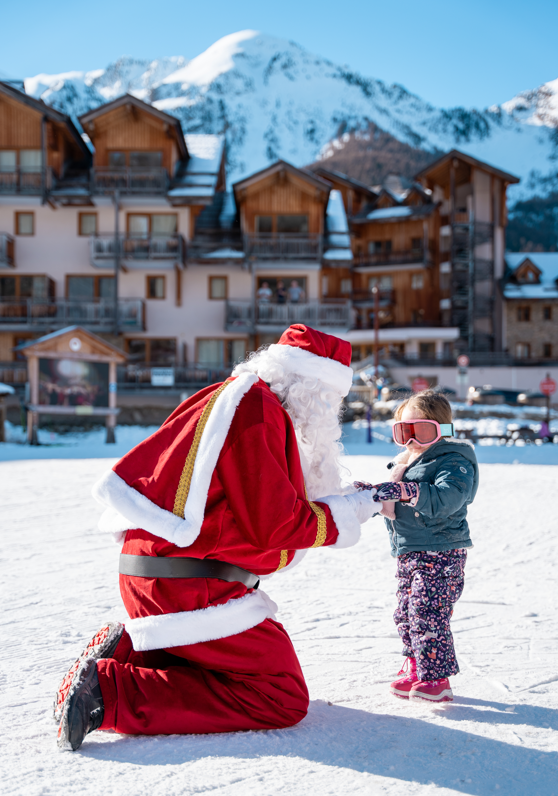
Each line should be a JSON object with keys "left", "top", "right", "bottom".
{"left": 0, "top": 80, "right": 523, "bottom": 392}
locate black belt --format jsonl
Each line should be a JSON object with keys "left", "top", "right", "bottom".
{"left": 119, "top": 554, "right": 260, "bottom": 590}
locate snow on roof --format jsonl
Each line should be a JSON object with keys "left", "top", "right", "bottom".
{"left": 504, "top": 252, "right": 558, "bottom": 298}
{"left": 219, "top": 191, "right": 237, "bottom": 229}
{"left": 323, "top": 248, "right": 353, "bottom": 261}
{"left": 0, "top": 382, "right": 15, "bottom": 395}
{"left": 167, "top": 186, "right": 215, "bottom": 198}
{"left": 367, "top": 206, "right": 414, "bottom": 220}
{"left": 326, "top": 190, "right": 349, "bottom": 233}
{"left": 184, "top": 134, "right": 224, "bottom": 172}
{"left": 202, "top": 247, "right": 245, "bottom": 259}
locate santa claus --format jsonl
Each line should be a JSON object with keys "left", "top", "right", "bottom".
{"left": 54, "top": 324, "right": 381, "bottom": 751}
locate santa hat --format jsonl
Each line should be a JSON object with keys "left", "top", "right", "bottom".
{"left": 267, "top": 324, "right": 353, "bottom": 396}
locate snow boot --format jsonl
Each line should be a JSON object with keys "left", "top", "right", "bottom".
{"left": 57, "top": 658, "right": 104, "bottom": 751}
{"left": 409, "top": 678, "right": 453, "bottom": 703}
{"left": 390, "top": 657, "right": 418, "bottom": 699}
{"left": 53, "top": 621, "right": 123, "bottom": 723}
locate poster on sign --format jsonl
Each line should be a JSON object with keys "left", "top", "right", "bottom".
{"left": 411, "top": 377, "right": 430, "bottom": 393}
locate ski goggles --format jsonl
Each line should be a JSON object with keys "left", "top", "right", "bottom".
{"left": 393, "top": 419, "right": 454, "bottom": 446}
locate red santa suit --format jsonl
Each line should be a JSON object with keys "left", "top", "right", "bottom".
{"left": 91, "top": 325, "right": 362, "bottom": 735}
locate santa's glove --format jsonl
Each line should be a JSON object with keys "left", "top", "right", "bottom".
{"left": 372, "top": 481, "right": 419, "bottom": 503}
{"left": 344, "top": 490, "right": 382, "bottom": 523}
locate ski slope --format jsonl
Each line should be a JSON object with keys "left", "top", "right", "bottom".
{"left": 2, "top": 451, "right": 557, "bottom": 795}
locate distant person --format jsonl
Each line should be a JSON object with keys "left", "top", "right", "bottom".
{"left": 276, "top": 280, "right": 287, "bottom": 304}
{"left": 368, "top": 390, "right": 478, "bottom": 703}
{"left": 288, "top": 280, "right": 305, "bottom": 304}
{"left": 256, "top": 281, "right": 272, "bottom": 303}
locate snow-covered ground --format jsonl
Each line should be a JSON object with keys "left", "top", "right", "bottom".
{"left": 2, "top": 434, "right": 557, "bottom": 794}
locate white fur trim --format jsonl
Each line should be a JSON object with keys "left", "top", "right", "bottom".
{"left": 266, "top": 344, "right": 353, "bottom": 396}
{"left": 125, "top": 589, "right": 278, "bottom": 651}
{"left": 92, "top": 373, "right": 259, "bottom": 548}
{"left": 317, "top": 494, "right": 361, "bottom": 548}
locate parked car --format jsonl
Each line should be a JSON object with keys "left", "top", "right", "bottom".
{"left": 517, "top": 392, "right": 548, "bottom": 407}
{"left": 468, "top": 386, "right": 505, "bottom": 405}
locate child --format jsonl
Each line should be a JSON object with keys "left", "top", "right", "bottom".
{"left": 372, "top": 390, "right": 478, "bottom": 703}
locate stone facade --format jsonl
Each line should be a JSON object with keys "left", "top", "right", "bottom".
{"left": 505, "top": 300, "right": 558, "bottom": 360}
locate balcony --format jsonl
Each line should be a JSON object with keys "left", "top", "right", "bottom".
{"left": 0, "top": 234, "right": 15, "bottom": 267}
{"left": 90, "top": 235, "right": 186, "bottom": 269}
{"left": 355, "top": 247, "right": 433, "bottom": 269}
{"left": 0, "top": 167, "right": 51, "bottom": 195}
{"left": 188, "top": 231, "right": 245, "bottom": 263}
{"left": 91, "top": 168, "right": 169, "bottom": 195}
{"left": 351, "top": 289, "right": 395, "bottom": 306}
{"left": 226, "top": 300, "right": 351, "bottom": 333}
{"left": 0, "top": 298, "right": 144, "bottom": 332}
{"left": 244, "top": 234, "right": 323, "bottom": 261}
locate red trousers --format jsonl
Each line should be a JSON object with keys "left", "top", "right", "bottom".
{"left": 97, "top": 619, "right": 309, "bottom": 735}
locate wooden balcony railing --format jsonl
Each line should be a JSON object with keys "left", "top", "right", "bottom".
{"left": 91, "top": 168, "right": 169, "bottom": 194}
{"left": 0, "top": 234, "right": 15, "bottom": 267}
{"left": 0, "top": 298, "right": 144, "bottom": 330}
{"left": 355, "top": 247, "right": 432, "bottom": 268}
{"left": 226, "top": 300, "right": 350, "bottom": 331}
{"left": 351, "top": 289, "right": 395, "bottom": 304}
{"left": 0, "top": 168, "right": 51, "bottom": 195}
{"left": 90, "top": 235, "right": 186, "bottom": 266}
{"left": 244, "top": 234, "right": 323, "bottom": 260}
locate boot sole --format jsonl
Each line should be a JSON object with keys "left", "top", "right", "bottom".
{"left": 409, "top": 689, "right": 453, "bottom": 703}
{"left": 390, "top": 687, "right": 413, "bottom": 699}
{"left": 53, "top": 622, "right": 123, "bottom": 723}
{"left": 57, "top": 658, "right": 98, "bottom": 751}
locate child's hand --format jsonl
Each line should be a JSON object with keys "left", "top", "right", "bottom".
{"left": 353, "top": 480, "right": 375, "bottom": 492}
{"left": 372, "top": 482, "right": 419, "bottom": 503}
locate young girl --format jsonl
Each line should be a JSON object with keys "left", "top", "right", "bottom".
{"left": 372, "top": 390, "right": 478, "bottom": 702}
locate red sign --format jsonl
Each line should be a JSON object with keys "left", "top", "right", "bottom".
{"left": 411, "top": 377, "right": 430, "bottom": 393}
{"left": 457, "top": 355, "right": 470, "bottom": 368}
{"left": 540, "top": 377, "right": 557, "bottom": 396}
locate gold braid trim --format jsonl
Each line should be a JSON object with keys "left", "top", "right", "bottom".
{"left": 305, "top": 485, "right": 328, "bottom": 548}
{"left": 172, "top": 380, "right": 231, "bottom": 518}
{"left": 276, "top": 550, "right": 289, "bottom": 571}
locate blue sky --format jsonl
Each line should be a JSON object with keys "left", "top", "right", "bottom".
{"left": 2, "top": 0, "right": 557, "bottom": 109}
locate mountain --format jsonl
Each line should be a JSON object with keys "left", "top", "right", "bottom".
{"left": 23, "top": 30, "right": 558, "bottom": 198}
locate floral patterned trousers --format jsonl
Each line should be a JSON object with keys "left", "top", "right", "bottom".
{"left": 394, "top": 549, "right": 467, "bottom": 681}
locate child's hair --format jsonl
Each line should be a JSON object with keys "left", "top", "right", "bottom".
{"left": 394, "top": 390, "right": 453, "bottom": 430}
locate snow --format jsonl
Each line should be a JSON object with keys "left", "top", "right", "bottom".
{"left": 367, "top": 206, "right": 414, "bottom": 220}
{"left": 504, "top": 252, "right": 558, "bottom": 299}
{"left": 201, "top": 248, "right": 245, "bottom": 259}
{"left": 2, "top": 439, "right": 558, "bottom": 795}
{"left": 184, "top": 134, "right": 224, "bottom": 172}
{"left": 160, "top": 31, "right": 259, "bottom": 89}
{"left": 323, "top": 248, "right": 353, "bottom": 261}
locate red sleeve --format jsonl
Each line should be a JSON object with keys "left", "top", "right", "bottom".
{"left": 216, "top": 421, "right": 340, "bottom": 552}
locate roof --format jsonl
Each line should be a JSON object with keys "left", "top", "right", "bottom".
{"left": 168, "top": 134, "right": 225, "bottom": 201}
{"left": 308, "top": 166, "right": 378, "bottom": 200}
{"left": 0, "top": 81, "right": 91, "bottom": 160}
{"left": 504, "top": 252, "right": 558, "bottom": 299}
{"left": 15, "top": 325, "right": 127, "bottom": 360}
{"left": 233, "top": 159, "right": 332, "bottom": 196}
{"left": 324, "top": 189, "right": 352, "bottom": 260}
{"left": 415, "top": 149, "right": 520, "bottom": 185}
{"left": 79, "top": 94, "right": 188, "bottom": 160}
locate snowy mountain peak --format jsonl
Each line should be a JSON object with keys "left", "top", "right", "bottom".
{"left": 20, "top": 31, "right": 558, "bottom": 195}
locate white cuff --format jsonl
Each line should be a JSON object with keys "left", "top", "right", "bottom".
{"left": 317, "top": 494, "right": 361, "bottom": 549}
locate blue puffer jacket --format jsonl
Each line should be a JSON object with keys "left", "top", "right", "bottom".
{"left": 382, "top": 439, "right": 479, "bottom": 557}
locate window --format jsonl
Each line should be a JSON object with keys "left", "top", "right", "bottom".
{"left": 321, "top": 276, "right": 329, "bottom": 296}
{"left": 517, "top": 306, "right": 531, "bottom": 322}
{"left": 146, "top": 276, "right": 166, "bottom": 300}
{"left": 340, "top": 278, "right": 352, "bottom": 295}
{"left": 127, "top": 338, "right": 176, "bottom": 364}
{"left": 256, "top": 216, "right": 273, "bottom": 234}
{"left": 128, "top": 214, "right": 177, "bottom": 237}
{"left": 20, "top": 150, "right": 42, "bottom": 173}
{"left": 543, "top": 343, "right": 552, "bottom": 358}
{"left": 0, "top": 275, "right": 53, "bottom": 299}
{"left": 515, "top": 343, "right": 530, "bottom": 359}
{"left": 66, "top": 275, "right": 114, "bottom": 300}
{"left": 129, "top": 152, "right": 162, "bottom": 168}
{"left": 369, "top": 276, "right": 393, "bottom": 291}
{"left": 108, "top": 152, "right": 126, "bottom": 169}
{"left": 15, "top": 212, "right": 34, "bottom": 236}
{"left": 411, "top": 273, "right": 424, "bottom": 290}
{"left": 411, "top": 237, "right": 423, "bottom": 253}
{"left": 419, "top": 342, "right": 436, "bottom": 358}
{"left": 277, "top": 215, "right": 308, "bottom": 234}
{"left": 197, "top": 338, "right": 246, "bottom": 366}
{"left": 79, "top": 213, "right": 98, "bottom": 236}
{"left": 209, "top": 276, "right": 227, "bottom": 300}
{"left": 543, "top": 306, "right": 552, "bottom": 321}
{"left": 368, "top": 240, "right": 392, "bottom": 255}
{"left": 0, "top": 151, "right": 16, "bottom": 172}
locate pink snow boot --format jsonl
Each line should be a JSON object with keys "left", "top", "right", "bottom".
{"left": 390, "top": 657, "right": 419, "bottom": 699}
{"left": 53, "top": 622, "right": 123, "bottom": 723}
{"left": 409, "top": 678, "right": 453, "bottom": 703}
